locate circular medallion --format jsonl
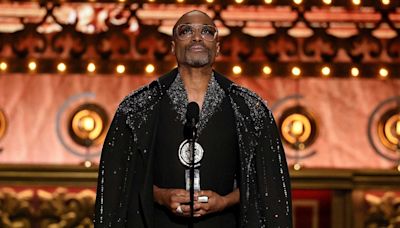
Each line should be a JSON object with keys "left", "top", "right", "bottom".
{"left": 178, "top": 139, "right": 204, "bottom": 167}
{"left": 68, "top": 103, "right": 108, "bottom": 147}
{"left": 56, "top": 92, "right": 109, "bottom": 159}
{"left": 278, "top": 105, "right": 317, "bottom": 150}
{"left": 367, "top": 96, "right": 400, "bottom": 162}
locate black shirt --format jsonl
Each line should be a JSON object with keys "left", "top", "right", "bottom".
{"left": 153, "top": 94, "right": 239, "bottom": 228}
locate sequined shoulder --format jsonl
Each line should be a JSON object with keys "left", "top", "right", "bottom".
{"left": 117, "top": 80, "right": 161, "bottom": 115}
{"left": 116, "top": 80, "right": 162, "bottom": 132}
{"left": 230, "top": 84, "right": 271, "bottom": 132}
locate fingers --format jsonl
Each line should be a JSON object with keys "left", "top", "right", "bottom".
{"left": 170, "top": 189, "right": 190, "bottom": 204}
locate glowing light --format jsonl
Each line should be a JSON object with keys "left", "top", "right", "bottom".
{"left": 323, "top": 0, "right": 332, "bottom": 4}
{"left": 84, "top": 160, "right": 92, "bottom": 168}
{"left": 232, "top": 65, "right": 242, "bottom": 75}
{"left": 57, "top": 63, "right": 66, "bottom": 72}
{"left": 235, "top": 0, "right": 244, "bottom": 3}
{"left": 291, "top": 67, "right": 301, "bottom": 76}
{"left": 291, "top": 120, "right": 304, "bottom": 136}
{"left": 145, "top": 64, "right": 155, "bottom": 74}
{"left": 264, "top": 0, "right": 273, "bottom": 3}
{"left": 321, "top": 66, "right": 331, "bottom": 76}
{"left": 379, "top": 68, "right": 389, "bottom": 78}
{"left": 352, "top": 0, "right": 361, "bottom": 5}
{"left": 206, "top": 0, "right": 214, "bottom": 3}
{"left": 87, "top": 63, "right": 96, "bottom": 73}
{"left": 28, "top": 61, "right": 37, "bottom": 71}
{"left": 293, "top": 0, "right": 302, "bottom": 4}
{"left": 80, "top": 116, "right": 95, "bottom": 132}
{"left": 382, "top": 0, "right": 390, "bottom": 5}
{"left": 0, "top": 62, "right": 7, "bottom": 71}
{"left": 177, "top": 0, "right": 184, "bottom": 2}
{"left": 396, "top": 118, "right": 400, "bottom": 136}
{"left": 263, "top": 66, "right": 272, "bottom": 75}
{"left": 116, "top": 64, "right": 126, "bottom": 74}
{"left": 351, "top": 67, "right": 360, "bottom": 77}
{"left": 293, "top": 163, "right": 302, "bottom": 170}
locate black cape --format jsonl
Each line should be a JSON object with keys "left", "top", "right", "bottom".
{"left": 94, "top": 69, "right": 293, "bottom": 228}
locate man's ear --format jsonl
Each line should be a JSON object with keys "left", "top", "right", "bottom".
{"left": 216, "top": 42, "right": 220, "bottom": 56}
{"left": 171, "top": 41, "right": 175, "bottom": 54}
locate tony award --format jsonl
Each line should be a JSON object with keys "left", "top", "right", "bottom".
{"left": 178, "top": 139, "right": 204, "bottom": 191}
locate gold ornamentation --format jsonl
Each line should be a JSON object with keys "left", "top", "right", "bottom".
{"left": 0, "top": 187, "right": 95, "bottom": 228}
{"left": 364, "top": 192, "right": 400, "bottom": 227}
{"left": 0, "top": 109, "right": 7, "bottom": 141}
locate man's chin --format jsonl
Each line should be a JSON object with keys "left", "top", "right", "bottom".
{"left": 186, "top": 58, "right": 211, "bottom": 68}
{"left": 187, "top": 62, "right": 210, "bottom": 68}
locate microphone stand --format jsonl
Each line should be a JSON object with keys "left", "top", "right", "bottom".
{"left": 189, "top": 119, "right": 197, "bottom": 228}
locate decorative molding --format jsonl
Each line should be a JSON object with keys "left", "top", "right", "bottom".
{"left": 0, "top": 187, "right": 95, "bottom": 228}
{"left": 0, "top": 164, "right": 399, "bottom": 189}
{"left": 0, "top": 2, "right": 399, "bottom": 77}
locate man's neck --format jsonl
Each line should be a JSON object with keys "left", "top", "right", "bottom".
{"left": 178, "top": 66, "right": 213, "bottom": 108}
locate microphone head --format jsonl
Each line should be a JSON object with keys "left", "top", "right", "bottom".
{"left": 186, "top": 102, "right": 200, "bottom": 124}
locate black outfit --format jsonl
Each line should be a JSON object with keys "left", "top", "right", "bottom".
{"left": 94, "top": 68, "right": 293, "bottom": 228}
{"left": 153, "top": 93, "right": 238, "bottom": 228}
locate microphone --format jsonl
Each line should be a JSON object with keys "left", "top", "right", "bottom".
{"left": 184, "top": 102, "right": 200, "bottom": 139}
{"left": 184, "top": 102, "right": 199, "bottom": 224}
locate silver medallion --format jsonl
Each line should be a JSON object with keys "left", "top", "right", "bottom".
{"left": 178, "top": 139, "right": 204, "bottom": 167}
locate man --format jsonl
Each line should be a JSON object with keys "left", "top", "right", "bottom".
{"left": 94, "top": 10, "right": 292, "bottom": 228}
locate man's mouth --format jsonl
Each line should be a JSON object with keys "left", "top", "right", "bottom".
{"left": 188, "top": 45, "right": 207, "bottom": 52}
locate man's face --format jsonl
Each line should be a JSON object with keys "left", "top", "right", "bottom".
{"left": 171, "top": 12, "right": 220, "bottom": 68}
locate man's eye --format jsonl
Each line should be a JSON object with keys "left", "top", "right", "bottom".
{"left": 201, "top": 27, "right": 215, "bottom": 35}
{"left": 179, "top": 26, "right": 193, "bottom": 35}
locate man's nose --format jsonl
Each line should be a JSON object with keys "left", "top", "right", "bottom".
{"left": 192, "top": 29, "right": 203, "bottom": 42}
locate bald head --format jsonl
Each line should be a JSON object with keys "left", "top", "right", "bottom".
{"left": 172, "top": 10, "right": 216, "bottom": 38}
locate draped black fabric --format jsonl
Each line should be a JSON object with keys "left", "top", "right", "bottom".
{"left": 94, "top": 68, "right": 293, "bottom": 228}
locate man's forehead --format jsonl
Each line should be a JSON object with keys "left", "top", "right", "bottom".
{"left": 176, "top": 11, "right": 215, "bottom": 26}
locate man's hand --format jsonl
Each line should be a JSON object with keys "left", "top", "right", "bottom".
{"left": 153, "top": 185, "right": 192, "bottom": 216}
{"left": 182, "top": 188, "right": 240, "bottom": 217}
{"left": 154, "top": 186, "right": 240, "bottom": 218}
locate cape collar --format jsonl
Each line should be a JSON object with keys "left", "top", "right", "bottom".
{"left": 157, "top": 68, "right": 234, "bottom": 96}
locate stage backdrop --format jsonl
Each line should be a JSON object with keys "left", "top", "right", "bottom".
{"left": 0, "top": 73, "right": 399, "bottom": 169}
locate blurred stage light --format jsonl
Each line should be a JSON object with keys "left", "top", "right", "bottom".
{"left": 291, "top": 67, "right": 301, "bottom": 77}
{"left": 232, "top": 65, "right": 242, "bottom": 75}
{"left": 0, "top": 62, "right": 7, "bottom": 71}
{"left": 116, "top": 64, "right": 126, "bottom": 74}
{"left": 379, "top": 68, "right": 389, "bottom": 78}
{"left": 351, "top": 67, "right": 360, "bottom": 77}
{"left": 87, "top": 63, "right": 96, "bottom": 73}
{"left": 145, "top": 64, "right": 155, "bottom": 74}
{"left": 57, "top": 63, "right": 67, "bottom": 72}
{"left": 28, "top": 61, "right": 37, "bottom": 71}
{"left": 263, "top": 66, "right": 272, "bottom": 76}
{"left": 321, "top": 66, "right": 331, "bottom": 77}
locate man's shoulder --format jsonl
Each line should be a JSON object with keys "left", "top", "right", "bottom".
{"left": 117, "top": 79, "right": 161, "bottom": 115}
{"left": 230, "top": 83, "right": 269, "bottom": 110}
{"left": 116, "top": 68, "right": 177, "bottom": 115}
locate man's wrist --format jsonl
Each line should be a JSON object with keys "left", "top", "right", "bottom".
{"left": 153, "top": 185, "right": 165, "bottom": 206}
